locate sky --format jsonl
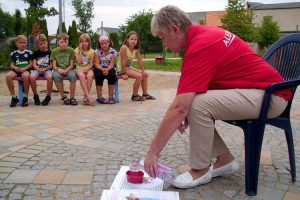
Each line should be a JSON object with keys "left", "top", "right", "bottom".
{"left": 1, "top": 0, "right": 299, "bottom": 35}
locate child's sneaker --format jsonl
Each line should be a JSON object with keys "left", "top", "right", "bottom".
{"left": 9, "top": 97, "right": 19, "bottom": 107}
{"left": 42, "top": 95, "right": 51, "bottom": 106}
{"left": 34, "top": 94, "right": 41, "bottom": 105}
{"left": 21, "top": 97, "right": 28, "bottom": 107}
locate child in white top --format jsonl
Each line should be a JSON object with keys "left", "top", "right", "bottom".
{"left": 117, "top": 31, "right": 156, "bottom": 101}
{"left": 94, "top": 35, "right": 118, "bottom": 104}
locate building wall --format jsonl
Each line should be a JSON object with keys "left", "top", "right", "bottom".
{"left": 206, "top": 11, "right": 225, "bottom": 27}
{"left": 252, "top": 8, "right": 300, "bottom": 32}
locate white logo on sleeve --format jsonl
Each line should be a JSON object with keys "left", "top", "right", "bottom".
{"left": 223, "top": 31, "right": 236, "bottom": 47}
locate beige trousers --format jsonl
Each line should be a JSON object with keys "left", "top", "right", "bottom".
{"left": 187, "top": 89, "right": 288, "bottom": 169}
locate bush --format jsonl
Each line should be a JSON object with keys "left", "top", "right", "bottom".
{"left": 0, "top": 38, "right": 15, "bottom": 70}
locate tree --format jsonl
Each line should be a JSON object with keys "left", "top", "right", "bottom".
{"left": 56, "top": 22, "right": 67, "bottom": 35}
{"left": 68, "top": 20, "right": 79, "bottom": 48}
{"left": 71, "top": 0, "right": 95, "bottom": 33}
{"left": 256, "top": 16, "right": 280, "bottom": 49}
{"left": 0, "top": 6, "right": 14, "bottom": 38}
{"left": 14, "top": 9, "right": 23, "bottom": 36}
{"left": 40, "top": 19, "right": 48, "bottom": 38}
{"left": 221, "top": 0, "right": 256, "bottom": 42}
{"left": 23, "top": 0, "right": 58, "bottom": 36}
{"left": 109, "top": 32, "right": 119, "bottom": 50}
{"left": 119, "top": 9, "right": 161, "bottom": 54}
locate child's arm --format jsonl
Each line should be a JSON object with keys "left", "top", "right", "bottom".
{"left": 119, "top": 46, "right": 128, "bottom": 73}
{"left": 107, "top": 56, "right": 116, "bottom": 71}
{"left": 94, "top": 53, "right": 103, "bottom": 70}
{"left": 136, "top": 50, "right": 145, "bottom": 71}
{"left": 21, "top": 60, "right": 33, "bottom": 72}
{"left": 52, "top": 60, "right": 59, "bottom": 71}
{"left": 44, "top": 61, "right": 53, "bottom": 71}
{"left": 32, "top": 59, "right": 40, "bottom": 71}
{"left": 86, "top": 52, "right": 94, "bottom": 70}
{"left": 65, "top": 59, "right": 74, "bottom": 72}
{"left": 75, "top": 48, "right": 83, "bottom": 66}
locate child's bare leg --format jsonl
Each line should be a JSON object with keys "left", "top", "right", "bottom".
{"left": 22, "top": 71, "right": 30, "bottom": 95}
{"left": 126, "top": 69, "right": 142, "bottom": 96}
{"left": 86, "top": 70, "right": 94, "bottom": 93}
{"left": 77, "top": 71, "right": 89, "bottom": 98}
{"left": 30, "top": 73, "right": 38, "bottom": 94}
{"left": 141, "top": 72, "right": 149, "bottom": 95}
{"left": 54, "top": 80, "right": 65, "bottom": 97}
{"left": 108, "top": 85, "right": 114, "bottom": 97}
{"left": 69, "top": 81, "right": 76, "bottom": 99}
{"left": 6, "top": 71, "right": 17, "bottom": 96}
{"left": 45, "top": 74, "right": 53, "bottom": 96}
{"left": 96, "top": 86, "right": 103, "bottom": 98}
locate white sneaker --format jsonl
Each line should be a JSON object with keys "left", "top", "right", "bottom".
{"left": 172, "top": 169, "right": 212, "bottom": 189}
{"left": 211, "top": 158, "right": 240, "bottom": 178}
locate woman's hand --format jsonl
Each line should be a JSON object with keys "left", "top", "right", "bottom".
{"left": 144, "top": 150, "right": 159, "bottom": 178}
{"left": 178, "top": 118, "right": 188, "bottom": 134}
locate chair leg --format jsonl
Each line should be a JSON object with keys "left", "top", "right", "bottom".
{"left": 244, "top": 121, "right": 265, "bottom": 196}
{"left": 18, "top": 81, "right": 23, "bottom": 105}
{"left": 115, "top": 79, "right": 119, "bottom": 103}
{"left": 284, "top": 124, "right": 296, "bottom": 182}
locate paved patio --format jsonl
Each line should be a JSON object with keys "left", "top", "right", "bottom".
{"left": 0, "top": 71, "right": 299, "bottom": 200}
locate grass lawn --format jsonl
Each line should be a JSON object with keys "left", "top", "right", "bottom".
{"left": 132, "top": 59, "right": 182, "bottom": 72}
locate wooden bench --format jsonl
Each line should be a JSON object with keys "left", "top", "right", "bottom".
{"left": 13, "top": 75, "right": 123, "bottom": 104}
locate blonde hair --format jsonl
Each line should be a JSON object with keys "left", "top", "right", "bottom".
{"left": 79, "top": 33, "right": 91, "bottom": 50}
{"left": 122, "top": 31, "right": 140, "bottom": 50}
{"left": 15, "top": 35, "right": 27, "bottom": 43}
{"left": 35, "top": 34, "right": 48, "bottom": 47}
{"left": 151, "top": 5, "right": 192, "bottom": 36}
{"left": 57, "top": 32, "right": 69, "bottom": 41}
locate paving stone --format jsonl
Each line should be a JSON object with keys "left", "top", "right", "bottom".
{"left": 17, "top": 149, "right": 40, "bottom": 154}
{"left": 0, "top": 167, "right": 14, "bottom": 173}
{"left": 9, "top": 152, "right": 34, "bottom": 159}
{"left": 3, "top": 169, "right": 40, "bottom": 184}
{"left": 0, "top": 162, "right": 21, "bottom": 168}
{"left": 255, "top": 186, "right": 285, "bottom": 200}
{"left": 62, "top": 171, "right": 93, "bottom": 185}
{"left": 65, "top": 137, "right": 93, "bottom": 146}
{"left": 283, "top": 191, "right": 300, "bottom": 200}
{"left": 1, "top": 157, "right": 28, "bottom": 163}
{"left": 33, "top": 169, "right": 66, "bottom": 184}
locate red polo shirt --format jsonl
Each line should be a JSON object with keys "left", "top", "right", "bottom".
{"left": 177, "top": 25, "right": 291, "bottom": 101}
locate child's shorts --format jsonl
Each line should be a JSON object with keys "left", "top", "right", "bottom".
{"left": 53, "top": 70, "right": 77, "bottom": 82}
{"left": 10, "top": 68, "right": 30, "bottom": 77}
{"left": 31, "top": 69, "right": 52, "bottom": 77}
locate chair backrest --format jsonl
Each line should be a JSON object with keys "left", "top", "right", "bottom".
{"left": 263, "top": 33, "right": 300, "bottom": 81}
{"left": 263, "top": 33, "right": 300, "bottom": 118}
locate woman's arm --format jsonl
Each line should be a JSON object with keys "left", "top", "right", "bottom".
{"left": 144, "top": 92, "right": 196, "bottom": 177}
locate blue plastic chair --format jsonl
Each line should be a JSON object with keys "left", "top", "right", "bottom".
{"left": 224, "top": 33, "right": 300, "bottom": 196}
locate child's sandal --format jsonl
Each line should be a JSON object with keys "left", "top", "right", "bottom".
{"left": 97, "top": 97, "right": 108, "bottom": 104}
{"left": 131, "top": 94, "right": 144, "bottom": 101}
{"left": 143, "top": 94, "right": 156, "bottom": 100}
{"left": 61, "top": 96, "right": 70, "bottom": 105}
{"left": 83, "top": 96, "right": 89, "bottom": 105}
{"left": 87, "top": 97, "right": 95, "bottom": 106}
{"left": 70, "top": 98, "right": 78, "bottom": 106}
{"left": 108, "top": 97, "right": 115, "bottom": 104}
